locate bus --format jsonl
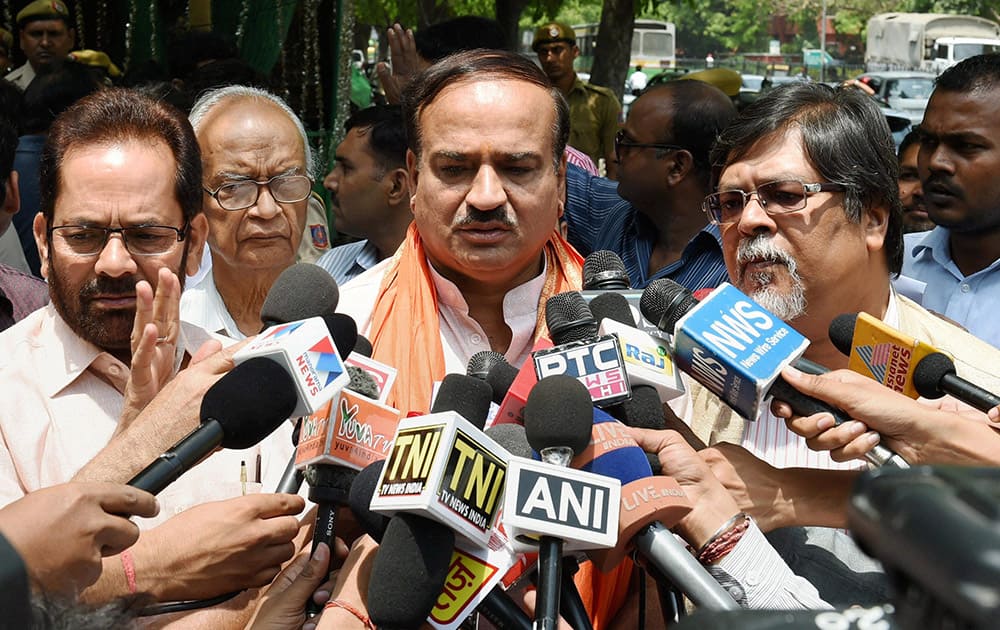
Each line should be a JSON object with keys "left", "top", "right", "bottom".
{"left": 573, "top": 19, "right": 676, "bottom": 74}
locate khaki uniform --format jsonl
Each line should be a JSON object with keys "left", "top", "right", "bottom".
{"left": 565, "top": 76, "right": 620, "bottom": 170}
{"left": 4, "top": 63, "right": 34, "bottom": 90}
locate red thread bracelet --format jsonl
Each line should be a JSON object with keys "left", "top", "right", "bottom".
{"left": 120, "top": 549, "right": 137, "bottom": 594}
{"left": 324, "top": 599, "right": 375, "bottom": 629}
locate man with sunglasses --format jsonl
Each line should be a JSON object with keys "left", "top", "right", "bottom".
{"left": 668, "top": 81, "right": 1000, "bottom": 605}
{"left": 184, "top": 85, "right": 315, "bottom": 338}
{"left": 564, "top": 80, "right": 735, "bottom": 289}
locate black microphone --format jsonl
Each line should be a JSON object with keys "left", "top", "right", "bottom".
{"left": 350, "top": 458, "right": 532, "bottom": 630}
{"left": 523, "top": 375, "right": 595, "bottom": 630}
{"left": 260, "top": 263, "right": 339, "bottom": 329}
{"left": 368, "top": 512, "right": 456, "bottom": 630}
{"left": 352, "top": 334, "right": 373, "bottom": 358}
{"left": 546, "top": 291, "right": 599, "bottom": 343}
{"left": 913, "top": 352, "right": 1000, "bottom": 412}
{"left": 583, "top": 250, "right": 631, "bottom": 291}
{"left": 467, "top": 350, "right": 509, "bottom": 382}
{"left": 640, "top": 279, "right": 907, "bottom": 468}
{"left": 129, "top": 358, "right": 297, "bottom": 494}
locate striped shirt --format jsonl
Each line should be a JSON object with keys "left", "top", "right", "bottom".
{"left": 563, "top": 162, "right": 728, "bottom": 290}
{"left": 315, "top": 239, "right": 380, "bottom": 286}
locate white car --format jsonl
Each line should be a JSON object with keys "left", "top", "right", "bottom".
{"left": 855, "top": 71, "right": 934, "bottom": 125}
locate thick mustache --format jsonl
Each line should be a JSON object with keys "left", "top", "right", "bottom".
{"left": 456, "top": 207, "right": 514, "bottom": 228}
{"left": 81, "top": 277, "right": 137, "bottom": 299}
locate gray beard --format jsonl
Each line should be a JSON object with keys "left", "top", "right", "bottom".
{"left": 737, "top": 235, "right": 808, "bottom": 321}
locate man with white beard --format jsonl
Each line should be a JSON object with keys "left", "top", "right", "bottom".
{"left": 665, "top": 82, "right": 1000, "bottom": 605}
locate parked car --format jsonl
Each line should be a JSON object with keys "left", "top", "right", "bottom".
{"left": 855, "top": 71, "right": 934, "bottom": 124}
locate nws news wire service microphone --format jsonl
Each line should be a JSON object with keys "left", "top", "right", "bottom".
{"left": 830, "top": 313, "right": 1000, "bottom": 412}
{"left": 129, "top": 358, "right": 298, "bottom": 494}
{"left": 640, "top": 279, "right": 907, "bottom": 468}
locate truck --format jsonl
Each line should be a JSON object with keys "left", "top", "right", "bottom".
{"left": 865, "top": 13, "right": 1000, "bottom": 74}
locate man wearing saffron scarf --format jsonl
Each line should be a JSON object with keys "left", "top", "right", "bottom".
{"left": 335, "top": 50, "right": 666, "bottom": 626}
{"left": 337, "top": 50, "right": 583, "bottom": 415}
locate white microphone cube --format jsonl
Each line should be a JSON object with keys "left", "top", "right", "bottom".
{"left": 598, "top": 320, "right": 686, "bottom": 402}
{"left": 372, "top": 411, "right": 509, "bottom": 547}
{"left": 503, "top": 456, "right": 620, "bottom": 553}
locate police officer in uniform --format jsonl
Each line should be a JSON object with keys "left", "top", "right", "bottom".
{"left": 533, "top": 22, "right": 621, "bottom": 179}
{"left": 5, "top": 0, "right": 75, "bottom": 90}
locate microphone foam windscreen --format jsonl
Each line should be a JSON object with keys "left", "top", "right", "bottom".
{"left": 583, "top": 250, "right": 630, "bottom": 290}
{"left": 828, "top": 313, "right": 858, "bottom": 357}
{"left": 524, "top": 374, "right": 594, "bottom": 455}
{"left": 912, "top": 352, "right": 955, "bottom": 399}
{"left": 320, "top": 313, "right": 358, "bottom": 357}
{"left": 368, "top": 513, "right": 455, "bottom": 629}
{"left": 260, "top": 263, "right": 339, "bottom": 326}
{"left": 485, "top": 423, "right": 532, "bottom": 459}
{"left": 640, "top": 278, "right": 698, "bottom": 334}
{"left": 590, "top": 291, "right": 636, "bottom": 327}
{"left": 202, "top": 357, "right": 298, "bottom": 449}
{"left": 466, "top": 350, "right": 507, "bottom": 381}
{"left": 348, "top": 461, "right": 390, "bottom": 542}
{"left": 611, "top": 385, "right": 666, "bottom": 430}
{"left": 346, "top": 366, "right": 381, "bottom": 400}
{"left": 352, "top": 335, "right": 373, "bottom": 358}
{"left": 545, "top": 291, "right": 598, "bottom": 344}
{"left": 431, "top": 373, "right": 493, "bottom": 430}
{"left": 484, "top": 359, "right": 519, "bottom": 404}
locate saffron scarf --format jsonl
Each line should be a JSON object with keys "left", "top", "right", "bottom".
{"left": 367, "top": 224, "right": 631, "bottom": 628}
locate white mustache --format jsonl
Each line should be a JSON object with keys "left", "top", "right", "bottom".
{"left": 737, "top": 235, "right": 797, "bottom": 276}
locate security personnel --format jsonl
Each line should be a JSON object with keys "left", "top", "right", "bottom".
{"left": 533, "top": 22, "right": 621, "bottom": 179}
{"left": 5, "top": 0, "right": 75, "bottom": 90}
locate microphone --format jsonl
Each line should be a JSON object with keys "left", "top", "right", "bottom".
{"left": 369, "top": 512, "right": 456, "bottom": 630}
{"left": 351, "top": 458, "right": 532, "bottom": 630}
{"left": 590, "top": 291, "right": 685, "bottom": 419}
{"left": 487, "top": 341, "right": 549, "bottom": 425}
{"left": 344, "top": 333, "right": 398, "bottom": 405}
{"left": 518, "top": 375, "right": 617, "bottom": 630}
{"left": 259, "top": 262, "right": 339, "bottom": 328}
{"left": 234, "top": 313, "right": 353, "bottom": 417}
{"left": 830, "top": 313, "right": 1000, "bottom": 412}
{"left": 583, "top": 250, "right": 630, "bottom": 291}
{"left": 371, "top": 374, "right": 505, "bottom": 546}
{"left": 640, "top": 280, "right": 907, "bottom": 468}
{"left": 467, "top": 351, "right": 509, "bottom": 382}
{"left": 534, "top": 292, "right": 631, "bottom": 407}
{"left": 129, "top": 358, "right": 298, "bottom": 494}
{"left": 352, "top": 334, "right": 373, "bottom": 358}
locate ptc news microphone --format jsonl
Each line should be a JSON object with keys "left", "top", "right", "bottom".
{"left": 640, "top": 279, "right": 907, "bottom": 468}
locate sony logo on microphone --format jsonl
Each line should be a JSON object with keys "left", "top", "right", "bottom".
{"left": 437, "top": 431, "right": 506, "bottom": 533}
{"left": 533, "top": 335, "right": 630, "bottom": 406}
{"left": 380, "top": 425, "right": 444, "bottom": 496}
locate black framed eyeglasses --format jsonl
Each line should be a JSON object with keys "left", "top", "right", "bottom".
{"left": 613, "top": 129, "right": 685, "bottom": 163}
{"left": 48, "top": 224, "right": 188, "bottom": 257}
{"left": 203, "top": 174, "right": 313, "bottom": 211}
{"left": 702, "top": 180, "right": 848, "bottom": 226}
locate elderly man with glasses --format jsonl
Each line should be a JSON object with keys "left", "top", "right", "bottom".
{"left": 183, "top": 85, "right": 315, "bottom": 338}
{"left": 0, "top": 88, "right": 305, "bottom": 624}
{"left": 563, "top": 80, "right": 736, "bottom": 289}
{"left": 661, "top": 81, "right": 1000, "bottom": 606}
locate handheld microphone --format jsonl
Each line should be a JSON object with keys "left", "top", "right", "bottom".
{"left": 371, "top": 374, "right": 505, "bottom": 546}
{"left": 369, "top": 512, "right": 457, "bottom": 630}
{"left": 259, "top": 263, "right": 340, "bottom": 328}
{"left": 591, "top": 291, "right": 685, "bottom": 418}
{"left": 519, "top": 375, "right": 616, "bottom": 630}
{"left": 830, "top": 313, "right": 1000, "bottom": 412}
{"left": 352, "top": 334, "right": 373, "bottom": 358}
{"left": 488, "top": 340, "right": 550, "bottom": 425}
{"left": 234, "top": 313, "right": 353, "bottom": 417}
{"left": 640, "top": 280, "right": 907, "bottom": 468}
{"left": 583, "top": 250, "right": 630, "bottom": 291}
{"left": 534, "top": 292, "right": 630, "bottom": 407}
{"left": 129, "top": 358, "right": 298, "bottom": 494}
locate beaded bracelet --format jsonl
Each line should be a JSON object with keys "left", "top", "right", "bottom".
{"left": 696, "top": 512, "right": 751, "bottom": 565}
{"left": 324, "top": 599, "right": 375, "bottom": 630}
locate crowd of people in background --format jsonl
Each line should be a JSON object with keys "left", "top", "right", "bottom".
{"left": 0, "top": 1, "right": 998, "bottom": 628}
